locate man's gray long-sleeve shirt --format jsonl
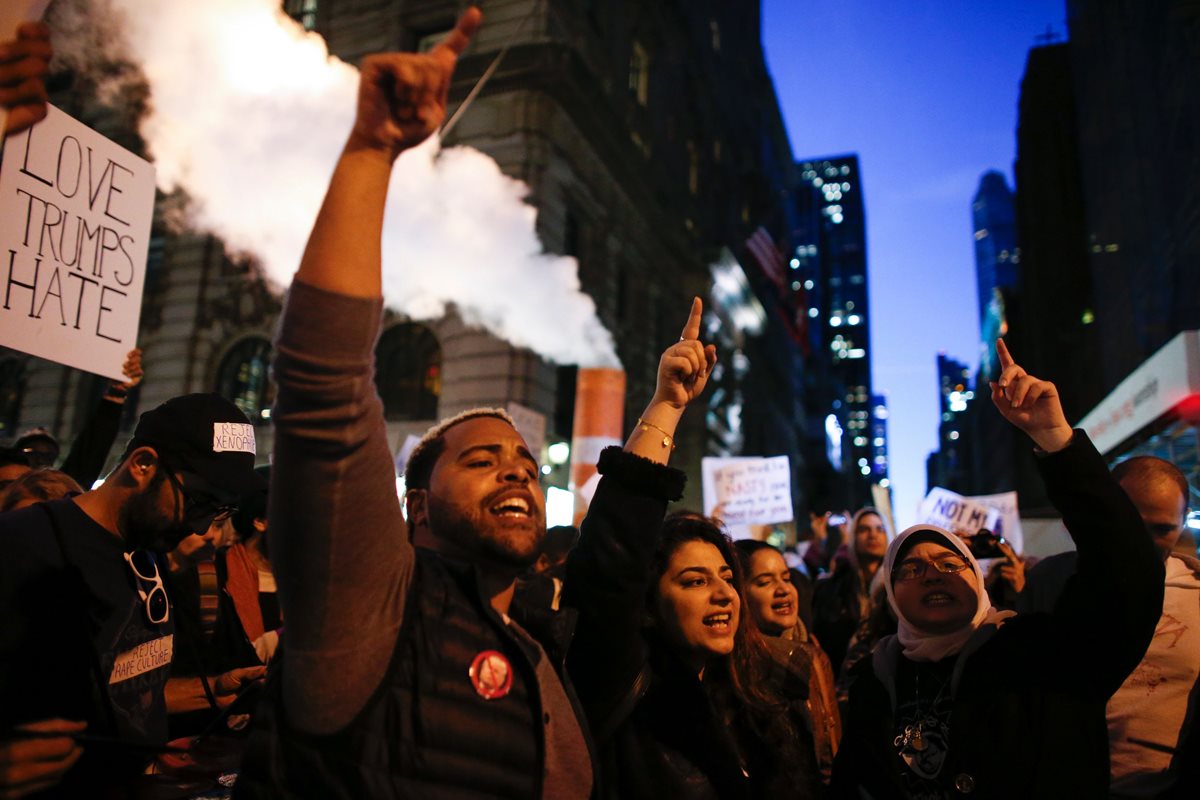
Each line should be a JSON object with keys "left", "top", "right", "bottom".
{"left": 267, "top": 280, "right": 590, "bottom": 798}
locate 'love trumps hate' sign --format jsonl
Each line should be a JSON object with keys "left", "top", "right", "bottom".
{"left": 0, "top": 104, "right": 155, "bottom": 380}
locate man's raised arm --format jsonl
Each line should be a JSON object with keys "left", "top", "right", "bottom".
{"left": 296, "top": 7, "right": 480, "bottom": 297}
{"left": 270, "top": 8, "right": 481, "bottom": 734}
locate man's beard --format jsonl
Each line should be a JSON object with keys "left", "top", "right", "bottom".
{"left": 122, "top": 474, "right": 192, "bottom": 551}
{"left": 427, "top": 494, "right": 542, "bottom": 572}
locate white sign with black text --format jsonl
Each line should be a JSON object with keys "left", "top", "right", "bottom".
{"left": 701, "top": 455, "right": 794, "bottom": 527}
{"left": 0, "top": 105, "right": 155, "bottom": 379}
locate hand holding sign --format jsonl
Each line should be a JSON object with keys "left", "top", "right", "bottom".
{"left": 103, "top": 348, "right": 143, "bottom": 404}
{"left": 349, "top": 7, "right": 481, "bottom": 160}
{"left": 989, "top": 339, "right": 1073, "bottom": 452}
{"left": 652, "top": 297, "right": 718, "bottom": 411}
{"left": 0, "top": 20, "right": 51, "bottom": 136}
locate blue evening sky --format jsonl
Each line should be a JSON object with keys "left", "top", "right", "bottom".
{"left": 761, "top": 0, "right": 1067, "bottom": 527}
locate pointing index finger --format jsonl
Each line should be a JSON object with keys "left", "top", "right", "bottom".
{"left": 432, "top": 6, "right": 482, "bottom": 63}
{"left": 680, "top": 297, "right": 703, "bottom": 341}
{"left": 996, "top": 338, "right": 1015, "bottom": 371}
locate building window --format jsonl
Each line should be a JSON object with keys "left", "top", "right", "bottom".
{"left": 629, "top": 42, "right": 650, "bottom": 106}
{"left": 0, "top": 357, "right": 25, "bottom": 439}
{"left": 217, "top": 337, "right": 274, "bottom": 425}
{"left": 375, "top": 323, "right": 441, "bottom": 421}
{"left": 710, "top": 20, "right": 721, "bottom": 51}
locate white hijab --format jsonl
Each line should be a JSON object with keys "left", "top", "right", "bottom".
{"left": 881, "top": 524, "right": 1016, "bottom": 663}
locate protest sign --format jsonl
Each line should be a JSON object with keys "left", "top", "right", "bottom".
{"left": 0, "top": 105, "right": 155, "bottom": 379}
{"left": 966, "top": 490, "right": 1024, "bottom": 554}
{"left": 701, "top": 455, "right": 793, "bottom": 527}
{"left": 917, "top": 487, "right": 1000, "bottom": 539}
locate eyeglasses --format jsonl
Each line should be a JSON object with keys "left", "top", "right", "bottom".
{"left": 125, "top": 550, "right": 169, "bottom": 624}
{"left": 161, "top": 465, "right": 235, "bottom": 534}
{"left": 893, "top": 556, "right": 971, "bottom": 583}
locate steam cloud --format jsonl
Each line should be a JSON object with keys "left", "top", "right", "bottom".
{"left": 47, "top": 0, "right": 618, "bottom": 367}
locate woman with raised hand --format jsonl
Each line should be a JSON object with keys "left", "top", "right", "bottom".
{"left": 829, "top": 340, "right": 1164, "bottom": 799}
{"left": 564, "top": 300, "right": 821, "bottom": 798}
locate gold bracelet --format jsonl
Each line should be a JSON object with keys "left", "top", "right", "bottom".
{"left": 637, "top": 417, "right": 676, "bottom": 450}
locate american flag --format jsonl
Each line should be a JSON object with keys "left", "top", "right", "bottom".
{"left": 746, "top": 226, "right": 813, "bottom": 357}
{"left": 744, "top": 226, "right": 787, "bottom": 293}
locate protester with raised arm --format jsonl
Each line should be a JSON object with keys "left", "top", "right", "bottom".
{"left": 563, "top": 302, "right": 823, "bottom": 797}
{"left": 829, "top": 339, "right": 1164, "bottom": 799}
{"left": 233, "top": 9, "right": 594, "bottom": 798}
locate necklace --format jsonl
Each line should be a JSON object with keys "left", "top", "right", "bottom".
{"left": 894, "top": 668, "right": 947, "bottom": 753}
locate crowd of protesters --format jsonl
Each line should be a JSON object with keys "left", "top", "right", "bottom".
{"left": 1, "top": 8, "right": 1197, "bottom": 799}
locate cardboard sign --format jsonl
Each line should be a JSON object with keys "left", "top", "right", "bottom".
{"left": 702, "top": 456, "right": 793, "bottom": 526}
{"left": 966, "top": 490, "right": 1024, "bottom": 554}
{"left": 0, "top": 105, "right": 155, "bottom": 379}
{"left": 918, "top": 487, "right": 1000, "bottom": 539}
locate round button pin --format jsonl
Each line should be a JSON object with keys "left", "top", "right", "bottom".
{"left": 469, "top": 650, "right": 513, "bottom": 700}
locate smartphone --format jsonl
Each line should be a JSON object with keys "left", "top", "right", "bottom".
{"left": 827, "top": 514, "right": 847, "bottom": 526}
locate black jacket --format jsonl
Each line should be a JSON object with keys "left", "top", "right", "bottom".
{"left": 812, "top": 563, "right": 868, "bottom": 676}
{"left": 829, "top": 433, "right": 1164, "bottom": 799}
{"left": 235, "top": 548, "right": 596, "bottom": 799}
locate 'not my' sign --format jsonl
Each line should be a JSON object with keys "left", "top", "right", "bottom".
{"left": 0, "top": 104, "right": 155, "bottom": 380}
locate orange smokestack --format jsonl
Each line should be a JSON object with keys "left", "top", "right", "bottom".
{"left": 569, "top": 368, "right": 626, "bottom": 525}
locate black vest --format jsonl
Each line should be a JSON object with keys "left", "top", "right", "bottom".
{"left": 235, "top": 549, "right": 587, "bottom": 799}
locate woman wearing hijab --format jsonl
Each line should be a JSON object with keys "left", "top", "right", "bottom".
{"left": 812, "top": 506, "right": 892, "bottom": 675}
{"left": 829, "top": 340, "right": 1164, "bottom": 799}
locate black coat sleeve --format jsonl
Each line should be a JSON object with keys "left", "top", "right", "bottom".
{"left": 562, "top": 447, "right": 685, "bottom": 735}
{"left": 59, "top": 397, "right": 124, "bottom": 487}
{"left": 1036, "top": 431, "right": 1164, "bottom": 699}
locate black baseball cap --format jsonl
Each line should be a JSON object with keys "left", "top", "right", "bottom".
{"left": 129, "top": 394, "right": 264, "bottom": 499}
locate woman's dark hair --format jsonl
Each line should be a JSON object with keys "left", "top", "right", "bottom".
{"left": 649, "top": 512, "right": 809, "bottom": 789}
{"left": 732, "top": 538, "right": 775, "bottom": 565}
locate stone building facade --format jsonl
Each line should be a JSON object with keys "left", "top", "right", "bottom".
{"left": 3, "top": 0, "right": 806, "bottom": 515}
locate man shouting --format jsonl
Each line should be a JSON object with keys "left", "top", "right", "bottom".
{"left": 235, "top": 8, "right": 593, "bottom": 798}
